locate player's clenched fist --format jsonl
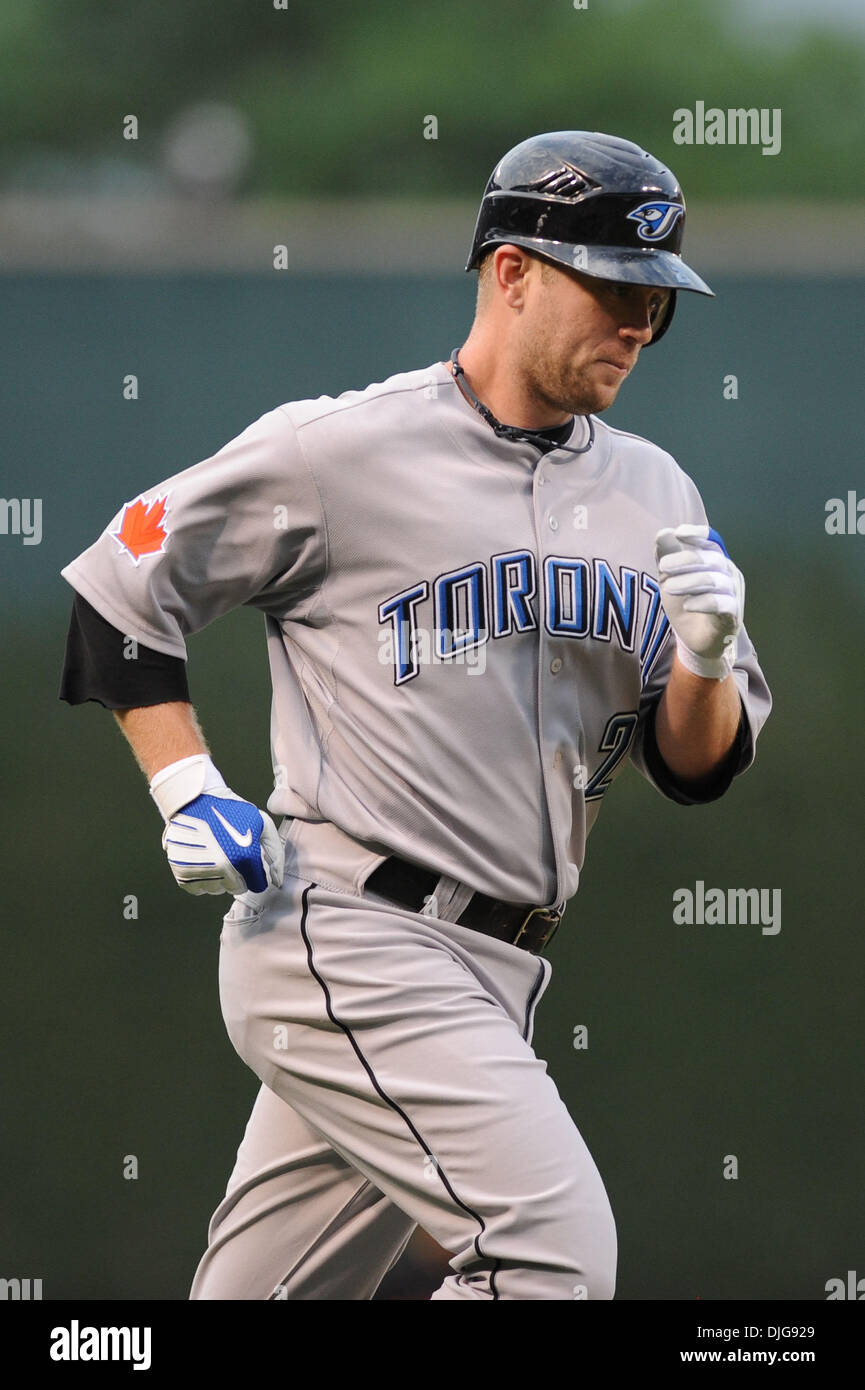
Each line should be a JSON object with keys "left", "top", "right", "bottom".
{"left": 149, "top": 754, "right": 284, "bottom": 896}
{"left": 655, "top": 523, "right": 745, "bottom": 681}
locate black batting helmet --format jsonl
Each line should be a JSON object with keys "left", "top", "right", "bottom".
{"left": 466, "top": 130, "right": 713, "bottom": 344}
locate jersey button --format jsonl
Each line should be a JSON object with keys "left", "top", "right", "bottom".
{"left": 549, "top": 515, "right": 558, "bottom": 531}
{"left": 550, "top": 657, "right": 563, "bottom": 674}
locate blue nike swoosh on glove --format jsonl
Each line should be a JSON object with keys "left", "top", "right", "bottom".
{"left": 176, "top": 795, "right": 269, "bottom": 893}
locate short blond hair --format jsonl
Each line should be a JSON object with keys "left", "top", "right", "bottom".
{"left": 475, "top": 249, "right": 496, "bottom": 312}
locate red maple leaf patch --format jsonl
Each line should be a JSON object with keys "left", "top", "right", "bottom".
{"left": 111, "top": 495, "right": 170, "bottom": 564}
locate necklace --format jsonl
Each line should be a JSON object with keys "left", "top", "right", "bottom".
{"left": 448, "top": 349, "right": 595, "bottom": 456}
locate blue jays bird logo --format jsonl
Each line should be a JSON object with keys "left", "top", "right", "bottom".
{"left": 626, "top": 200, "right": 684, "bottom": 242}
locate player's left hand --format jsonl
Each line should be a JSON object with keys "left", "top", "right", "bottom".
{"left": 655, "top": 523, "right": 745, "bottom": 680}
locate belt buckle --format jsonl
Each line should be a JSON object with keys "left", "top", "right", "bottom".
{"left": 513, "top": 904, "right": 563, "bottom": 950}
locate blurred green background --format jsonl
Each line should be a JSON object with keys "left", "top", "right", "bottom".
{"left": 2, "top": 0, "right": 865, "bottom": 200}
{"left": 1, "top": 0, "right": 863, "bottom": 1302}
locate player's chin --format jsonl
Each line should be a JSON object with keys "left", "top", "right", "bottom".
{"left": 557, "top": 363, "right": 624, "bottom": 416}
{"left": 583, "top": 367, "right": 628, "bottom": 412}
{"left": 566, "top": 380, "right": 621, "bottom": 415}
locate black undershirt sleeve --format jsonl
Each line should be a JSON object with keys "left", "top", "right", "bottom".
{"left": 640, "top": 692, "right": 751, "bottom": 806}
{"left": 59, "top": 592, "right": 190, "bottom": 710}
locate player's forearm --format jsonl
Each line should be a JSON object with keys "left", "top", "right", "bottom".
{"left": 654, "top": 652, "right": 741, "bottom": 782}
{"left": 113, "top": 702, "right": 209, "bottom": 782}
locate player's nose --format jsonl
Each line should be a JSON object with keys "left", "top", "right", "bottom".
{"left": 618, "top": 305, "right": 655, "bottom": 346}
{"left": 612, "top": 286, "right": 660, "bottom": 346}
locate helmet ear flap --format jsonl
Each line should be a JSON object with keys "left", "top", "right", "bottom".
{"left": 646, "top": 289, "right": 677, "bottom": 346}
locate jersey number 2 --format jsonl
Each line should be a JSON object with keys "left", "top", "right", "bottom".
{"left": 584, "top": 712, "right": 639, "bottom": 802}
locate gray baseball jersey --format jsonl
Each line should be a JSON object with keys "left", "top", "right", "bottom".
{"left": 62, "top": 358, "right": 771, "bottom": 908}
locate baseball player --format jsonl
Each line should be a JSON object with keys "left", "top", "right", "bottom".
{"left": 60, "top": 131, "right": 771, "bottom": 1301}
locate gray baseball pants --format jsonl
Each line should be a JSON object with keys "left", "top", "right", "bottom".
{"left": 189, "top": 822, "right": 617, "bottom": 1301}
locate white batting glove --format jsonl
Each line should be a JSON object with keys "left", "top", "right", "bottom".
{"left": 149, "top": 754, "right": 284, "bottom": 897}
{"left": 655, "top": 523, "right": 745, "bottom": 680}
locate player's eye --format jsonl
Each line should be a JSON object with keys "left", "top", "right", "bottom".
{"left": 604, "top": 282, "right": 669, "bottom": 321}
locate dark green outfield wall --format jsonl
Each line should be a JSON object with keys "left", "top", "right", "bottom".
{"left": 1, "top": 274, "right": 862, "bottom": 1299}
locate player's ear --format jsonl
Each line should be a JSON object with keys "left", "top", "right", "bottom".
{"left": 491, "top": 245, "right": 533, "bottom": 308}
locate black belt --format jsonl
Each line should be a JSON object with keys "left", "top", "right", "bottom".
{"left": 364, "top": 856, "right": 562, "bottom": 954}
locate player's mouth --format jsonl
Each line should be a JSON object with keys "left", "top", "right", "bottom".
{"left": 596, "top": 357, "right": 633, "bottom": 374}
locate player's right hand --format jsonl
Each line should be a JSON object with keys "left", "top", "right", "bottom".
{"left": 149, "top": 753, "right": 285, "bottom": 897}
{"left": 162, "top": 792, "right": 284, "bottom": 896}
